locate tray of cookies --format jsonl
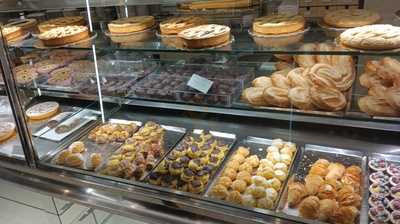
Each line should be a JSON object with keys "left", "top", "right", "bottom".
{"left": 96, "top": 121, "right": 186, "bottom": 182}
{"left": 278, "top": 144, "right": 367, "bottom": 224}
{"left": 367, "top": 153, "right": 400, "bottom": 224}
{"left": 206, "top": 137, "right": 298, "bottom": 212}
{"left": 49, "top": 119, "right": 141, "bottom": 171}
{"left": 145, "top": 129, "right": 236, "bottom": 195}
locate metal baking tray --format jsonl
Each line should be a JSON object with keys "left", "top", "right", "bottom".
{"left": 48, "top": 119, "right": 142, "bottom": 171}
{"left": 367, "top": 153, "right": 400, "bottom": 223}
{"left": 95, "top": 123, "right": 186, "bottom": 182}
{"left": 205, "top": 136, "right": 299, "bottom": 212}
{"left": 145, "top": 129, "right": 236, "bottom": 195}
{"left": 277, "top": 144, "right": 368, "bottom": 224}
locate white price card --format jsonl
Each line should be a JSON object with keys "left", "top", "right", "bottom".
{"left": 187, "top": 74, "right": 213, "bottom": 94}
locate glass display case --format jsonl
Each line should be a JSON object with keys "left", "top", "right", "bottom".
{"left": 0, "top": 0, "right": 399, "bottom": 224}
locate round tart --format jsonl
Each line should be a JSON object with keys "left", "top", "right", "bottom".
{"left": 6, "top": 19, "right": 38, "bottom": 33}
{"left": 38, "top": 16, "right": 85, "bottom": 33}
{"left": 369, "top": 194, "right": 390, "bottom": 208}
{"left": 391, "top": 176, "right": 400, "bottom": 186}
{"left": 160, "top": 16, "right": 205, "bottom": 35}
{"left": 370, "top": 171, "right": 390, "bottom": 185}
{"left": 26, "top": 101, "right": 59, "bottom": 120}
{"left": 323, "top": 9, "right": 380, "bottom": 28}
{"left": 369, "top": 205, "right": 390, "bottom": 222}
{"left": 108, "top": 16, "right": 155, "bottom": 34}
{"left": 178, "top": 24, "right": 231, "bottom": 49}
{"left": 391, "top": 198, "right": 400, "bottom": 211}
{"left": 47, "top": 67, "right": 72, "bottom": 86}
{"left": 253, "top": 14, "right": 305, "bottom": 35}
{"left": 35, "top": 59, "right": 64, "bottom": 74}
{"left": 392, "top": 185, "right": 400, "bottom": 198}
{"left": 392, "top": 211, "right": 400, "bottom": 223}
{"left": 388, "top": 164, "right": 400, "bottom": 176}
{"left": 14, "top": 64, "right": 38, "bottom": 85}
{"left": 2, "top": 26, "right": 25, "bottom": 42}
{"left": 369, "top": 158, "right": 388, "bottom": 171}
{"left": 340, "top": 24, "right": 400, "bottom": 50}
{"left": 370, "top": 182, "right": 390, "bottom": 197}
{"left": 0, "top": 122, "right": 16, "bottom": 142}
{"left": 38, "top": 25, "right": 89, "bottom": 46}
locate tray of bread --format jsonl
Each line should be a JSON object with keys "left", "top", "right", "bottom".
{"left": 206, "top": 137, "right": 298, "bottom": 212}
{"left": 278, "top": 144, "right": 367, "bottom": 224}
{"left": 367, "top": 153, "right": 400, "bottom": 223}
{"left": 49, "top": 119, "right": 141, "bottom": 171}
{"left": 145, "top": 129, "right": 236, "bottom": 195}
{"left": 97, "top": 121, "right": 186, "bottom": 182}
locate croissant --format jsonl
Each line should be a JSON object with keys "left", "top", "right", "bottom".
{"left": 341, "top": 165, "right": 362, "bottom": 186}
{"left": 305, "top": 174, "right": 324, "bottom": 196}
{"left": 318, "top": 199, "right": 338, "bottom": 221}
{"left": 330, "top": 206, "right": 359, "bottom": 224}
{"left": 288, "top": 182, "right": 307, "bottom": 208}
{"left": 326, "top": 163, "right": 345, "bottom": 180}
{"left": 317, "top": 183, "right": 337, "bottom": 200}
{"left": 298, "top": 196, "right": 320, "bottom": 219}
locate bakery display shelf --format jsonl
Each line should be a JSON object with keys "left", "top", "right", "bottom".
{"left": 205, "top": 136, "right": 300, "bottom": 212}
{"left": 367, "top": 153, "right": 400, "bottom": 224}
{"left": 96, "top": 123, "right": 186, "bottom": 183}
{"left": 278, "top": 144, "right": 368, "bottom": 224}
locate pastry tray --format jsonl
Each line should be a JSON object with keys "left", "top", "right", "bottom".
{"left": 367, "top": 153, "right": 400, "bottom": 224}
{"left": 47, "top": 119, "right": 143, "bottom": 171}
{"left": 95, "top": 123, "right": 186, "bottom": 182}
{"left": 145, "top": 129, "right": 237, "bottom": 195}
{"left": 277, "top": 144, "right": 368, "bottom": 224}
{"left": 205, "top": 136, "right": 300, "bottom": 212}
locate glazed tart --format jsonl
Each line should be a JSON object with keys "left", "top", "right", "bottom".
{"left": 26, "top": 101, "right": 59, "bottom": 120}
{"left": 369, "top": 158, "right": 388, "bottom": 171}
{"left": 47, "top": 67, "right": 73, "bottom": 86}
{"left": 13, "top": 64, "right": 38, "bottom": 85}
{"left": 38, "top": 26, "right": 89, "bottom": 46}
{"left": 160, "top": 16, "right": 205, "bottom": 35}
{"left": 253, "top": 14, "right": 305, "bottom": 35}
{"left": 369, "top": 194, "right": 390, "bottom": 208}
{"left": 391, "top": 198, "right": 400, "bottom": 211}
{"left": 108, "top": 16, "right": 155, "bottom": 34}
{"left": 370, "top": 171, "right": 390, "bottom": 185}
{"left": 369, "top": 205, "right": 390, "bottom": 222}
{"left": 388, "top": 163, "right": 400, "bottom": 176}
{"left": 370, "top": 182, "right": 390, "bottom": 197}
{"left": 38, "top": 16, "right": 85, "bottom": 33}
{"left": 2, "top": 26, "right": 25, "bottom": 42}
{"left": 178, "top": 24, "right": 231, "bottom": 49}
{"left": 0, "top": 122, "right": 15, "bottom": 142}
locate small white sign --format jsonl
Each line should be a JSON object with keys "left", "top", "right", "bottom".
{"left": 187, "top": 74, "right": 213, "bottom": 94}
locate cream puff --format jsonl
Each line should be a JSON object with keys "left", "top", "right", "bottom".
{"left": 211, "top": 184, "right": 229, "bottom": 200}
{"left": 189, "top": 180, "right": 204, "bottom": 194}
{"left": 231, "top": 179, "right": 247, "bottom": 193}
{"left": 181, "top": 168, "right": 195, "bottom": 182}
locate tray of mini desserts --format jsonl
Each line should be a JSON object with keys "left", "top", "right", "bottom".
{"left": 48, "top": 119, "right": 141, "bottom": 171}
{"left": 145, "top": 129, "right": 236, "bottom": 194}
{"left": 206, "top": 137, "right": 298, "bottom": 213}
{"left": 278, "top": 144, "right": 367, "bottom": 224}
{"left": 367, "top": 154, "right": 400, "bottom": 224}
{"left": 96, "top": 121, "right": 186, "bottom": 182}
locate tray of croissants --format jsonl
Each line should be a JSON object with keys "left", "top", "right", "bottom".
{"left": 239, "top": 42, "right": 356, "bottom": 117}
{"left": 277, "top": 144, "right": 367, "bottom": 224}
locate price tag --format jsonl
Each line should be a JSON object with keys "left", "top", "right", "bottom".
{"left": 187, "top": 74, "right": 213, "bottom": 94}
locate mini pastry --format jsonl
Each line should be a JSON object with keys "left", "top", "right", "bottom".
{"left": 251, "top": 176, "right": 267, "bottom": 187}
{"left": 108, "top": 16, "right": 155, "bottom": 34}
{"left": 391, "top": 176, "right": 400, "bottom": 186}
{"left": 38, "top": 26, "right": 89, "bottom": 46}
{"left": 88, "top": 153, "right": 102, "bottom": 170}
{"left": 256, "top": 197, "right": 274, "bottom": 210}
{"left": 267, "top": 151, "right": 281, "bottom": 164}
{"left": 370, "top": 183, "right": 390, "bottom": 196}
{"left": 369, "top": 158, "right": 388, "bottom": 171}
{"left": 231, "top": 180, "right": 247, "bottom": 193}
{"left": 196, "top": 170, "right": 210, "bottom": 184}
{"left": 326, "top": 163, "right": 346, "bottom": 180}
{"left": 169, "top": 161, "right": 184, "bottom": 176}
{"left": 210, "top": 148, "right": 223, "bottom": 160}
{"left": 391, "top": 210, "right": 400, "bottom": 223}
{"left": 65, "top": 153, "right": 84, "bottom": 168}
{"left": 217, "top": 176, "right": 232, "bottom": 188}
{"left": 259, "top": 159, "right": 274, "bottom": 169}
{"left": 231, "top": 154, "right": 245, "bottom": 163}
{"left": 274, "top": 170, "right": 287, "bottom": 181}
{"left": 305, "top": 174, "right": 324, "bottom": 196}
{"left": 392, "top": 185, "right": 400, "bottom": 198}
{"left": 241, "top": 194, "right": 257, "bottom": 207}
{"left": 265, "top": 188, "right": 278, "bottom": 201}
{"left": 187, "top": 145, "right": 201, "bottom": 158}
{"left": 211, "top": 184, "right": 229, "bottom": 200}
{"left": 222, "top": 168, "right": 237, "bottom": 181}
{"left": 208, "top": 155, "right": 220, "bottom": 167}
{"left": 188, "top": 158, "right": 203, "bottom": 171}
{"left": 391, "top": 198, "right": 400, "bottom": 211}
{"left": 280, "top": 154, "right": 292, "bottom": 165}
{"left": 271, "top": 139, "right": 284, "bottom": 148}
{"left": 299, "top": 196, "right": 320, "bottom": 219}
{"left": 236, "top": 146, "right": 250, "bottom": 157}
{"left": 160, "top": 175, "right": 175, "bottom": 188}
{"left": 189, "top": 180, "right": 204, "bottom": 194}
{"left": 267, "top": 146, "right": 280, "bottom": 153}
{"left": 56, "top": 150, "right": 72, "bottom": 165}
{"left": 369, "top": 194, "right": 390, "bottom": 208}
{"left": 253, "top": 14, "right": 305, "bottom": 35}
{"left": 236, "top": 171, "right": 252, "bottom": 185}
{"left": 181, "top": 168, "right": 195, "bottom": 182}
{"left": 178, "top": 156, "right": 190, "bottom": 166}
{"left": 178, "top": 24, "right": 231, "bottom": 49}
{"left": 69, "top": 141, "right": 86, "bottom": 154}
{"left": 252, "top": 76, "right": 273, "bottom": 88}
{"left": 288, "top": 182, "right": 307, "bottom": 208}
{"left": 331, "top": 206, "right": 359, "bottom": 224}
{"left": 250, "top": 186, "right": 266, "bottom": 199}
{"left": 369, "top": 205, "right": 390, "bottom": 222}
{"left": 318, "top": 199, "right": 338, "bottom": 221}
{"left": 267, "top": 178, "right": 282, "bottom": 191}
{"left": 238, "top": 163, "right": 253, "bottom": 173}
{"left": 226, "top": 190, "right": 242, "bottom": 204}
{"left": 388, "top": 164, "right": 400, "bottom": 176}
{"left": 318, "top": 183, "right": 337, "bottom": 200}
{"left": 225, "top": 160, "right": 240, "bottom": 171}
{"left": 245, "top": 155, "right": 259, "bottom": 168}
{"left": 338, "top": 191, "right": 362, "bottom": 208}
{"left": 369, "top": 171, "right": 389, "bottom": 185}
{"left": 148, "top": 172, "right": 162, "bottom": 185}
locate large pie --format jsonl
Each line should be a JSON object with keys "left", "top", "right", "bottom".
{"left": 38, "top": 25, "right": 89, "bottom": 46}
{"left": 108, "top": 16, "right": 155, "bottom": 34}
{"left": 178, "top": 24, "right": 231, "bottom": 49}
{"left": 38, "top": 16, "right": 85, "bottom": 33}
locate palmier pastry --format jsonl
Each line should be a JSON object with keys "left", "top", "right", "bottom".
{"left": 358, "top": 96, "right": 400, "bottom": 117}
{"left": 323, "top": 9, "right": 380, "bottom": 28}
{"left": 368, "top": 85, "right": 387, "bottom": 98}
{"left": 294, "top": 43, "right": 317, "bottom": 68}
{"left": 298, "top": 196, "right": 320, "bottom": 219}
{"left": 385, "top": 87, "right": 400, "bottom": 110}
{"left": 331, "top": 48, "right": 355, "bottom": 81}
{"left": 288, "top": 182, "right": 307, "bottom": 208}
{"left": 253, "top": 14, "right": 305, "bottom": 35}
{"left": 271, "top": 72, "right": 290, "bottom": 89}
{"left": 252, "top": 76, "right": 273, "bottom": 88}
{"left": 310, "top": 86, "right": 347, "bottom": 111}
{"left": 309, "top": 63, "right": 353, "bottom": 91}
{"left": 178, "top": 24, "right": 230, "bottom": 49}
{"left": 242, "top": 87, "right": 266, "bottom": 106}
{"left": 316, "top": 43, "right": 333, "bottom": 65}
{"left": 288, "top": 87, "right": 314, "bottom": 110}
{"left": 263, "top": 87, "right": 290, "bottom": 107}
{"left": 287, "top": 67, "right": 309, "bottom": 88}
{"left": 160, "top": 16, "right": 205, "bottom": 35}
{"left": 359, "top": 73, "right": 391, "bottom": 89}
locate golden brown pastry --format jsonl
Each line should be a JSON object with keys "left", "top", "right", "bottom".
{"left": 231, "top": 179, "right": 247, "bottom": 193}
{"left": 365, "top": 60, "right": 381, "bottom": 74}
{"left": 330, "top": 206, "right": 359, "bottom": 224}
{"left": 368, "top": 85, "right": 387, "bottom": 98}
{"left": 341, "top": 165, "right": 362, "bottom": 186}
{"left": 337, "top": 191, "right": 362, "bottom": 208}
{"left": 275, "top": 61, "right": 294, "bottom": 71}
{"left": 316, "top": 43, "right": 333, "bottom": 65}
{"left": 271, "top": 72, "right": 291, "bottom": 89}
{"left": 57, "top": 150, "right": 72, "bottom": 165}
{"left": 236, "top": 146, "right": 250, "bottom": 157}
{"left": 263, "top": 87, "right": 290, "bottom": 107}
{"left": 359, "top": 72, "right": 392, "bottom": 89}
{"left": 242, "top": 87, "right": 266, "bottom": 106}
{"left": 89, "top": 153, "right": 102, "bottom": 170}
{"left": 317, "top": 183, "right": 337, "bottom": 200}
{"left": 309, "top": 159, "right": 330, "bottom": 176}
{"left": 326, "top": 163, "right": 346, "bottom": 180}
{"left": 69, "top": 141, "right": 86, "bottom": 153}
{"left": 310, "top": 86, "right": 347, "bottom": 111}
{"left": 318, "top": 199, "right": 338, "bottom": 221}
{"left": 385, "top": 87, "right": 400, "bottom": 111}
{"left": 226, "top": 190, "right": 242, "bottom": 204}
{"left": 236, "top": 171, "right": 252, "bottom": 185}
{"left": 252, "top": 76, "right": 273, "bottom": 88}
{"left": 358, "top": 95, "right": 400, "bottom": 117}
{"left": 294, "top": 43, "right": 317, "bottom": 68}
{"left": 288, "top": 87, "right": 315, "bottom": 110}
{"left": 378, "top": 57, "right": 400, "bottom": 81}
{"left": 287, "top": 67, "right": 309, "bottom": 88}
{"left": 210, "top": 184, "right": 229, "bottom": 200}
{"left": 309, "top": 63, "right": 354, "bottom": 92}
{"left": 65, "top": 153, "right": 84, "bottom": 168}
{"left": 288, "top": 182, "right": 307, "bottom": 208}
{"left": 305, "top": 174, "right": 324, "bottom": 195}
{"left": 298, "top": 196, "right": 320, "bottom": 219}
{"left": 217, "top": 176, "right": 233, "bottom": 188}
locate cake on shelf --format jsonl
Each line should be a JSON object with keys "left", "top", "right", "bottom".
{"left": 160, "top": 16, "right": 206, "bottom": 35}
{"left": 253, "top": 14, "right": 306, "bottom": 35}
{"left": 178, "top": 24, "right": 231, "bottom": 49}
{"left": 108, "top": 16, "right": 155, "bottom": 34}
{"left": 38, "top": 25, "right": 89, "bottom": 46}
{"left": 38, "top": 16, "right": 85, "bottom": 33}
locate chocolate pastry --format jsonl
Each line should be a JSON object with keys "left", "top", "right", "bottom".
{"left": 148, "top": 172, "right": 162, "bottom": 185}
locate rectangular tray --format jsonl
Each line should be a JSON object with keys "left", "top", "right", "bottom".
{"left": 145, "top": 129, "right": 236, "bottom": 195}
{"left": 95, "top": 122, "right": 186, "bottom": 182}
{"left": 366, "top": 153, "right": 400, "bottom": 224}
{"left": 48, "top": 119, "right": 143, "bottom": 171}
{"left": 205, "top": 136, "right": 299, "bottom": 212}
{"left": 278, "top": 144, "right": 367, "bottom": 224}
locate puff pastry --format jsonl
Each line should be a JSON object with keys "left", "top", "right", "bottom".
{"left": 358, "top": 95, "right": 400, "bottom": 117}
{"left": 331, "top": 206, "right": 359, "bottom": 224}
{"left": 288, "top": 182, "right": 307, "bottom": 208}
{"left": 318, "top": 199, "right": 338, "bottom": 221}
{"left": 299, "top": 196, "right": 320, "bottom": 219}
{"left": 271, "top": 72, "right": 291, "bottom": 89}
{"left": 287, "top": 68, "right": 309, "bottom": 88}
{"left": 305, "top": 174, "right": 324, "bottom": 196}
{"left": 294, "top": 43, "right": 317, "bottom": 68}
{"left": 288, "top": 87, "right": 314, "bottom": 110}
{"left": 385, "top": 87, "right": 400, "bottom": 110}
{"left": 326, "top": 163, "right": 346, "bottom": 180}
{"left": 316, "top": 43, "right": 333, "bottom": 65}
{"left": 310, "top": 86, "right": 347, "bottom": 111}
{"left": 242, "top": 87, "right": 266, "bottom": 106}
{"left": 252, "top": 76, "right": 273, "bottom": 88}
{"left": 263, "top": 87, "right": 290, "bottom": 107}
